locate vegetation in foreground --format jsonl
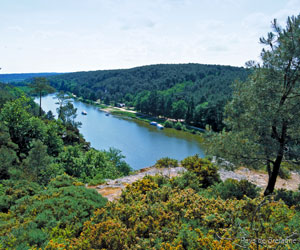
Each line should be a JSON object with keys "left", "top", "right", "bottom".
{"left": 46, "top": 157, "right": 300, "bottom": 250}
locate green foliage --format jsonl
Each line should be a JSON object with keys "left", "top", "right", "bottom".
{"left": 0, "top": 73, "right": 60, "bottom": 83}
{"left": 174, "top": 121, "right": 183, "bottom": 130}
{"left": 274, "top": 189, "right": 300, "bottom": 211}
{"left": 58, "top": 146, "right": 132, "bottom": 183}
{"left": 0, "top": 177, "right": 107, "bottom": 249}
{"left": 163, "top": 120, "right": 173, "bottom": 128}
{"left": 213, "top": 178, "right": 261, "bottom": 200}
{"left": 172, "top": 100, "right": 187, "bottom": 120}
{"left": 170, "top": 170, "right": 202, "bottom": 192}
{"left": 0, "top": 180, "right": 41, "bottom": 212}
{"left": 155, "top": 157, "right": 179, "bottom": 168}
{"left": 0, "top": 95, "right": 32, "bottom": 156}
{"left": 48, "top": 175, "right": 300, "bottom": 250}
{"left": 48, "top": 173, "right": 83, "bottom": 188}
{"left": 181, "top": 155, "right": 221, "bottom": 188}
{"left": 0, "top": 123, "right": 18, "bottom": 179}
{"left": 22, "top": 140, "right": 56, "bottom": 185}
{"left": 105, "top": 147, "right": 131, "bottom": 176}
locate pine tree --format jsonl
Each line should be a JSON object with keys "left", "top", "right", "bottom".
{"left": 206, "top": 15, "right": 300, "bottom": 195}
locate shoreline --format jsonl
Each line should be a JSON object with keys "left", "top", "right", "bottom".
{"left": 70, "top": 93, "right": 206, "bottom": 140}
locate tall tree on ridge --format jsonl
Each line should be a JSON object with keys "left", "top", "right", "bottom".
{"left": 29, "top": 77, "right": 55, "bottom": 116}
{"left": 206, "top": 15, "right": 300, "bottom": 195}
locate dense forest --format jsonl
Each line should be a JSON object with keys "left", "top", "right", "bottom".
{"left": 47, "top": 64, "right": 249, "bottom": 131}
{"left": 0, "top": 73, "right": 61, "bottom": 83}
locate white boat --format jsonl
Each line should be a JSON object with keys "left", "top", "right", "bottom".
{"left": 157, "top": 124, "right": 164, "bottom": 129}
{"left": 150, "top": 121, "right": 158, "bottom": 126}
{"left": 82, "top": 110, "right": 87, "bottom": 115}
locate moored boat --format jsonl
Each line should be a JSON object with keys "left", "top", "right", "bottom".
{"left": 157, "top": 124, "right": 164, "bottom": 129}
{"left": 150, "top": 121, "right": 158, "bottom": 126}
{"left": 82, "top": 110, "right": 87, "bottom": 115}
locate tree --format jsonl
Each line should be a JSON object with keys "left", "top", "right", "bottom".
{"left": 29, "top": 77, "right": 55, "bottom": 116}
{"left": 206, "top": 15, "right": 300, "bottom": 195}
{"left": 22, "top": 139, "right": 53, "bottom": 185}
{"left": 172, "top": 100, "right": 187, "bottom": 121}
{"left": 0, "top": 124, "right": 18, "bottom": 179}
{"left": 55, "top": 91, "right": 80, "bottom": 127}
{"left": 185, "top": 97, "right": 195, "bottom": 124}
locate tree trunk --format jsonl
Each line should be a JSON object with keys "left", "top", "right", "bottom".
{"left": 264, "top": 155, "right": 283, "bottom": 195}
{"left": 264, "top": 139, "right": 285, "bottom": 195}
{"left": 39, "top": 92, "right": 42, "bottom": 117}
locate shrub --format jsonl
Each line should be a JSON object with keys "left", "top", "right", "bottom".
{"left": 88, "top": 173, "right": 106, "bottom": 186}
{"left": 274, "top": 189, "right": 300, "bottom": 210}
{"left": 51, "top": 187, "right": 300, "bottom": 250}
{"left": 163, "top": 120, "right": 173, "bottom": 128}
{"left": 174, "top": 122, "right": 183, "bottom": 130}
{"left": 0, "top": 182, "right": 107, "bottom": 249}
{"left": 171, "top": 171, "right": 202, "bottom": 192}
{"left": 155, "top": 157, "right": 179, "bottom": 168}
{"left": 214, "top": 178, "right": 261, "bottom": 200}
{"left": 124, "top": 176, "right": 159, "bottom": 195}
{"left": 48, "top": 173, "right": 83, "bottom": 188}
{"left": 0, "top": 180, "right": 41, "bottom": 212}
{"left": 181, "top": 155, "right": 221, "bottom": 188}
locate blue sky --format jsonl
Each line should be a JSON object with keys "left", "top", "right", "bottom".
{"left": 1, "top": 0, "right": 299, "bottom": 73}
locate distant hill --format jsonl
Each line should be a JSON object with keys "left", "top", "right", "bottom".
{"left": 48, "top": 63, "right": 250, "bottom": 131}
{"left": 0, "top": 72, "right": 62, "bottom": 83}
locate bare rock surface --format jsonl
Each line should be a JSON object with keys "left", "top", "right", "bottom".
{"left": 88, "top": 166, "right": 299, "bottom": 201}
{"left": 92, "top": 167, "right": 186, "bottom": 201}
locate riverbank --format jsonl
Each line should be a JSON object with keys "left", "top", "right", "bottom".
{"left": 101, "top": 104, "right": 205, "bottom": 137}
{"left": 68, "top": 93, "right": 206, "bottom": 138}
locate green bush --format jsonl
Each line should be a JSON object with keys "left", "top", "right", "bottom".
{"left": 181, "top": 155, "right": 221, "bottom": 188}
{"left": 171, "top": 171, "right": 202, "bottom": 192}
{"left": 214, "top": 178, "right": 261, "bottom": 200}
{"left": 0, "top": 181, "right": 107, "bottom": 249}
{"left": 48, "top": 173, "right": 83, "bottom": 188}
{"left": 163, "top": 120, "right": 173, "bottom": 128}
{"left": 88, "top": 173, "right": 106, "bottom": 186}
{"left": 155, "top": 157, "right": 179, "bottom": 168}
{"left": 0, "top": 180, "right": 41, "bottom": 212}
{"left": 174, "top": 122, "right": 183, "bottom": 130}
{"left": 274, "top": 189, "right": 300, "bottom": 210}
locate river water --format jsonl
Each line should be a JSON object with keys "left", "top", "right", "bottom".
{"left": 37, "top": 95, "right": 205, "bottom": 170}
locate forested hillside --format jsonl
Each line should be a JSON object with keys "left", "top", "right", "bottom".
{"left": 0, "top": 73, "right": 61, "bottom": 83}
{"left": 48, "top": 64, "right": 249, "bottom": 131}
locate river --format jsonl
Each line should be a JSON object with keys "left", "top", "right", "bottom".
{"left": 37, "top": 95, "right": 205, "bottom": 170}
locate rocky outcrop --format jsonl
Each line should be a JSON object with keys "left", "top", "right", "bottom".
{"left": 89, "top": 166, "right": 299, "bottom": 201}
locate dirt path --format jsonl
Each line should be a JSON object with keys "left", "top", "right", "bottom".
{"left": 88, "top": 166, "right": 300, "bottom": 201}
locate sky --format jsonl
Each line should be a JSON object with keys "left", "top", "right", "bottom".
{"left": 0, "top": 0, "right": 300, "bottom": 73}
